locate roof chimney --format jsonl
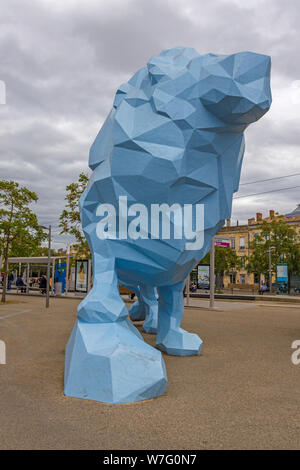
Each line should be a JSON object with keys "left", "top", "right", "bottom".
{"left": 256, "top": 212, "right": 262, "bottom": 222}
{"left": 269, "top": 210, "right": 274, "bottom": 218}
{"left": 226, "top": 219, "right": 230, "bottom": 227}
{"left": 248, "top": 217, "right": 255, "bottom": 225}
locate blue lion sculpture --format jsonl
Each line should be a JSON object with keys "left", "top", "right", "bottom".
{"left": 65, "top": 47, "right": 271, "bottom": 404}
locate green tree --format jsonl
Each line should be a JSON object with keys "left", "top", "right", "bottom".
{"left": 59, "top": 172, "right": 89, "bottom": 257}
{"left": 246, "top": 215, "right": 300, "bottom": 283}
{"left": 200, "top": 246, "right": 242, "bottom": 288}
{"left": 0, "top": 180, "right": 46, "bottom": 302}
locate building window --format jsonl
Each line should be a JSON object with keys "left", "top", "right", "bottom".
{"left": 230, "top": 238, "right": 235, "bottom": 249}
{"left": 254, "top": 273, "right": 260, "bottom": 284}
{"left": 240, "top": 256, "right": 245, "bottom": 268}
{"left": 240, "top": 274, "right": 246, "bottom": 284}
{"left": 239, "top": 237, "right": 245, "bottom": 250}
{"left": 230, "top": 273, "right": 236, "bottom": 284}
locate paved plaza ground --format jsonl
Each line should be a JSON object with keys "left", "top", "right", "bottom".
{"left": 0, "top": 295, "right": 299, "bottom": 449}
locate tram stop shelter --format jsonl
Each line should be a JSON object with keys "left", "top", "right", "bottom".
{"left": 7, "top": 256, "right": 67, "bottom": 295}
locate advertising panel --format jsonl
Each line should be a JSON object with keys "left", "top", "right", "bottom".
{"left": 197, "top": 265, "right": 210, "bottom": 289}
{"left": 75, "top": 260, "right": 88, "bottom": 292}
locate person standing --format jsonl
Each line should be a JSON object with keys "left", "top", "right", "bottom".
{"left": 39, "top": 275, "right": 47, "bottom": 294}
{"left": 7, "top": 272, "right": 14, "bottom": 291}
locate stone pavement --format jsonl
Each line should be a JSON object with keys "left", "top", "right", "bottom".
{"left": 0, "top": 295, "right": 299, "bottom": 449}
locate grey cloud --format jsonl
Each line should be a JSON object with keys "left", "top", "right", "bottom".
{"left": 0, "top": 0, "right": 299, "bottom": 248}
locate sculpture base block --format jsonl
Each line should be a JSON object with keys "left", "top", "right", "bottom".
{"left": 64, "top": 319, "right": 167, "bottom": 404}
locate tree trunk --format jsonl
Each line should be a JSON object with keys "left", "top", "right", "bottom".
{"left": 216, "top": 273, "right": 223, "bottom": 290}
{"left": 1, "top": 203, "right": 13, "bottom": 303}
{"left": 1, "top": 239, "right": 9, "bottom": 303}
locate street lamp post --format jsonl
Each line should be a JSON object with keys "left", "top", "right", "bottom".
{"left": 65, "top": 243, "right": 70, "bottom": 295}
{"left": 265, "top": 244, "right": 275, "bottom": 295}
{"left": 39, "top": 225, "right": 51, "bottom": 308}
{"left": 268, "top": 247, "right": 272, "bottom": 295}
{"left": 209, "top": 236, "right": 215, "bottom": 308}
{"left": 186, "top": 273, "right": 190, "bottom": 306}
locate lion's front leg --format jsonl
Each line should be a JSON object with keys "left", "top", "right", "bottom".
{"left": 64, "top": 253, "right": 167, "bottom": 404}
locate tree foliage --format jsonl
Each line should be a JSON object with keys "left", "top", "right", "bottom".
{"left": 0, "top": 180, "right": 46, "bottom": 302}
{"left": 201, "top": 246, "right": 242, "bottom": 274}
{"left": 200, "top": 245, "right": 242, "bottom": 288}
{"left": 59, "top": 172, "right": 90, "bottom": 257}
{"left": 246, "top": 215, "right": 300, "bottom": 278}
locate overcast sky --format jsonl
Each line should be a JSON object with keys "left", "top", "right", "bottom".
{"left": 1, "top": 0, "right": 300, "bottom": 247}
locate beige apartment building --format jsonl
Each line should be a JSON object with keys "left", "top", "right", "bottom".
{"left": 218, "top": 204, "right": 300, "bottom": 288}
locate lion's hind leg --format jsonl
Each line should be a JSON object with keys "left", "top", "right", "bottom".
{"left": 129, "top": 284, "right": 158, "bottom": 334}
{"left": 156, "top": 281, "right": 202, "bottom": 356}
